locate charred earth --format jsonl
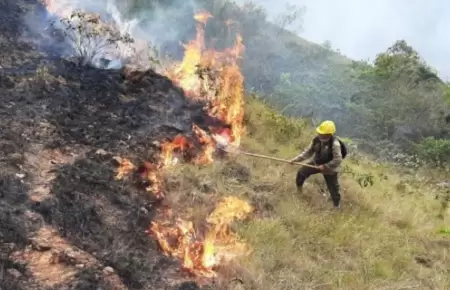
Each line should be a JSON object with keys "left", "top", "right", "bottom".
{"left": 0, "top": 0, "right": 216, "bottom": 289}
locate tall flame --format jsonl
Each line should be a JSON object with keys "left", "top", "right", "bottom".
{"left": 162, "top": 11, "right": 245, "bottom": 166}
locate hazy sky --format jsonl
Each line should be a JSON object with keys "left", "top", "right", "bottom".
{"left": 246, "top": 0, "right": 449, "bottom": 80}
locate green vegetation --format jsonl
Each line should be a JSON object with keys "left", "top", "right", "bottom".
{"left": 170, "top": 97, "right": 450, "bottom": 289}
{"left": 415, "top": 137, "right": 450, "bottom": 166}
{"left": 345, "top": 41, "right": 449, "bottom": 145}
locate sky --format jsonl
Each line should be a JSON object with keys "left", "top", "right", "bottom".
{"left": 245, "top": 0, "right": 449, "bottom": 80}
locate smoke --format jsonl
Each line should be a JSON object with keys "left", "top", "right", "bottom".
{"left": 235, "top": 0, "right": 450, "bottom": 80}
{"left": 25, "top": 0, "right": 198, "bottom": 70}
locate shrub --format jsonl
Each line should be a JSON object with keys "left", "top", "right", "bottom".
{"left": 51, "top": 10, "right": 134, "bottom": 68}
{"left": 415, "top": 137, "right": 450, "bottom": 166}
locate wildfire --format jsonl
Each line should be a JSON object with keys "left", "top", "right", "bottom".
{"left": 150, "top": 12, "right": 250, "bottom": 277}
{"left": 116, "top": 11, "right": 249, "bottom": 278}
{"left": 114, "top": 158, "right": 165, "bottom": 199}
{"left": 148, "top": 196, "right": 253, "bottom": 277}
{"left": 42, "top": 0, "right": 251, "bottom": 279}
{"left": 161, "top": 11, "right": 245, "bottom": 165}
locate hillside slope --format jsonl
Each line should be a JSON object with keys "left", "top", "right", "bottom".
{"left": 193, "top": 0, "right": 356, "bottom": 119}
{"left": 1, "top": 1, "right": 449, "bottom": 290}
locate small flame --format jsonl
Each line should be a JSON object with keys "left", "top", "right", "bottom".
{"left": 192, "top": 124, "right": 216, "bottom": 165}
{"left": 137, "top": 162, "right": 165, "bottom": 200}
{"left": 114, "top": 157, "right": 135, "bottom": 180}
{"left": 194, "top": 11, "right": 213, "bottom": 25}
{"left": 160, "top": 135, "right": 191, "bottom": 166}
{"left": 149, "top": 196, "right": 253, "bottom": 277}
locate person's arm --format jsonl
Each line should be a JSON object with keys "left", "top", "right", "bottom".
{"left": 291, "top": 141, "right": 314, "bottom": 162}
{"left": 324, "top": 139, "right": 342, "bottom": 169}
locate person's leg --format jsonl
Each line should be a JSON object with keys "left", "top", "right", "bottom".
{"left": 296, "top": 164, "right": 320, "bottom": 193}
{"left": 323, "top": 173, "right": 341, "bottom": 207}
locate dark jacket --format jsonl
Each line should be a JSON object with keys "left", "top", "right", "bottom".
{"left": 292, "top": 136, "right": 343, "bottom": 172}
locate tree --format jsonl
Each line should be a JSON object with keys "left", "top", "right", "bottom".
{"left": 373, "top": 40, "right": 440, "bottom": 83}
{"left": 345, "top": 40, "right": 450, "bottom": 145}
{"left": 51, "top": 10, "right": 134, "bottom": 68}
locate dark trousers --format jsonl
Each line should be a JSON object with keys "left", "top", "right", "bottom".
{"left": 296, "top": 163, "right": 341, "bottom": 206}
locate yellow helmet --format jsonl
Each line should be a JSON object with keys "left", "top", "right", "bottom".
{"left": 316, "top": 120, "right": 336, "bottom": 135}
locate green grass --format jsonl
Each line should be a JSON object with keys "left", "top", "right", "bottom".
{"left": 166, "top": 96, "right": 450, "bottom": 289}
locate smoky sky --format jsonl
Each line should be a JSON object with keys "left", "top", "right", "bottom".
{"left": 241, "top": 0, "right": 450, "bottom": 80}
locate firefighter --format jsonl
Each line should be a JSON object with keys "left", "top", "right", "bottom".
{"left": 290, "top": 120, "right": 347, "bottom": 208}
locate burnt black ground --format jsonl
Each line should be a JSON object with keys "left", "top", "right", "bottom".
{"left": 0, "top": 0, "right": 219, "bottom": 289}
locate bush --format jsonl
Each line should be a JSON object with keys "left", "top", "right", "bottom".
{"left": 51, "top": 10, "right": 134, "bottom": 68}
{"left": 415, "top": 137, "right": 450, "bottom": 166}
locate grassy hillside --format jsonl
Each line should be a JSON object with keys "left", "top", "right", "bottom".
{"left": 1, "top": 0, "right": 449, "bottom": 289}
{"left": 168, "top": 97, "right": 450, "bottom": 289}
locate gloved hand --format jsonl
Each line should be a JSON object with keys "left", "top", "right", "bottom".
{"left": 318, "top": 165, "right": 332, "bottom": 173}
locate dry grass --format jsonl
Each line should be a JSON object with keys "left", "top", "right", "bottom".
{"left": 165, "top": 98, "right": 450, "bottom": 290}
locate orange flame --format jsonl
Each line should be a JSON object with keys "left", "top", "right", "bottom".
{"left": 138, "top": 162, "right": 165, "bottom": 200}
{"left": 149, "top": 196, "right": 253, "bottom": 277}
{"left": 162, "top": 11, "right": 245, "bottom": 165}
{"left": 114, "top": 157, "right": 135, "bottom": 180}
{"left": 192, "top": 124, "right": 215, "bottom": 165}
{"left": 160, "top": 135, "right": 191, "bottom": 166}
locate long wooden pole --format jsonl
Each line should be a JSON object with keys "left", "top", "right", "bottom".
{"left": 238, "top": 151, "right": 320, "bottom": 169}
{"left": 212, "top": 134, "right": 319, "bottom": 169}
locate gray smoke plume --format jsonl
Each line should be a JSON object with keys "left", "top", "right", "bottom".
{"left": 24, "top": 0, "right": 197, "bottom": 70}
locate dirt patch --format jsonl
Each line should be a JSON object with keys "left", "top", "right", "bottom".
{"left": 23, "top": 146, "right": 86, "bottom": 202}
{"left": 8, "top": 226, "right": 129, "bottom": 289}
